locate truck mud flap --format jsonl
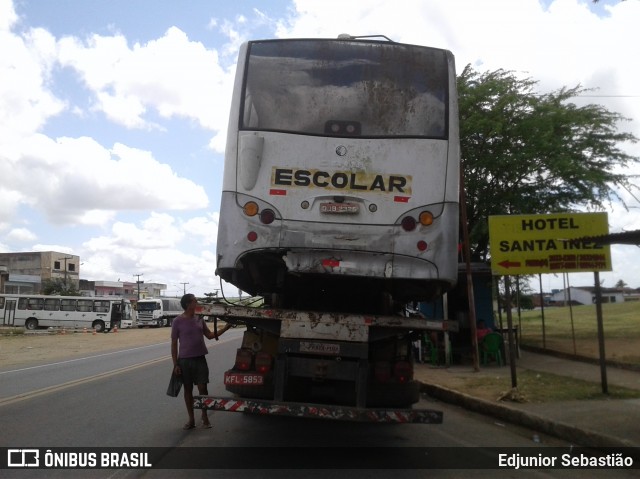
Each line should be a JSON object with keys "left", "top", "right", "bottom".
{"left": 193, "top": 396, "right": 442, "bottom": 424}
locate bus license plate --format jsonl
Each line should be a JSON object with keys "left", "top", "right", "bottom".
{"left": 320, "top": 202, "right": 359, "bottom": 214}
{"left": 224, "top": 373, "right": 264, "bottom": 386}
{"left": 300, "top": 341, "right": 340, "bottom": 355}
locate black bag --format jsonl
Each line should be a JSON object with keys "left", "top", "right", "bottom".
{"left": 166, "top": 371, "right": 182, "bottom": 397}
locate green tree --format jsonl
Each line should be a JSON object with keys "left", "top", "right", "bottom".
{"left": 458, "top": 65, "right": 639, "bottom": 260}
{"left": 615, "top": 279, "right": 628, "bottom": 290}
{"left": 41, "top": 278, "right": 80, "bottom": 296}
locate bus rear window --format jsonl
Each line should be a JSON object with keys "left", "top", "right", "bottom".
{"left": 242, "top": 40, "right": 448, "bottom": 138}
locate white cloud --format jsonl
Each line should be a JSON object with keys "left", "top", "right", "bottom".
{"left": 79, "top": 213, "right": 221, "bottom": 294}
{"left": 0, "top": 27, "right": 65, "bottom": 137}
{"left": 0, "top": 0, "right": 17, "bottom": 32}
{"left": 5, "top": 227, "right": 37, "bottom": 243}
{"left": 57, "top": 26, "right": 234, "bottom": 142}
{"left": 183, "top": 212, "right": 219, "bottom": 246}
{"left": 0, "top": 134, "right": 208, "bottom": 225}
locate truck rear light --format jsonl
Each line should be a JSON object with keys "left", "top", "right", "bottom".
{"left": 394, "top": 361, "right": 412, "bottom": 383}
{"left": 247, "top": 231, "right": 258, "bottom": 242}
{"left": 374, "top": 361, "right": 391, "bottom": 383}
{"left": 255, "top": 352, "right": 272, "bottom": 373}
{"left": 234, "top": 349, "right": 253, "bottom": 371}
{"left": 401, "top": 216, "right": 416, "bottom": 231}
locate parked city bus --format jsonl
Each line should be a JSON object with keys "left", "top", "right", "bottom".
{"left": 136, "top": 297, "right": 182, "bottom": 327}
{"left": 216, "top": 35, "right": 460, "bottom": 313}
{"left": 0, "top": 294, "right": 133, "bottom": 333}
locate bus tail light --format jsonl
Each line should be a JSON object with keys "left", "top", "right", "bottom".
{"left": 394, "top": 361, "right": 412, "bottom": 383}
{"left": 243, "top": 201, "right": 259, "bottom": 217}
{"left": 255, "top": 352, "right": 273, "bottom": 373}
{"left": 247, "top": 231, "right": 258, "bottom": 242}
{"left": 259, "top": 209, "right": 275, "bottom": 224}
{"left": 417, "top": 240, "right": 428, "bottom": 251}
{"left": 401, "top": 216, "right": 416, "bottom": 231}
{"left": 419, "top": 211, "right": 434, "bottom": 226}
{"left": 234, "top": 349, "right": 253, "bottom": 371}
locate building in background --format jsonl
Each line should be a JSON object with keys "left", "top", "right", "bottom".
{"left": 79, "top": 279, "right": 167, "bottom": 300}
{"left": 549, "top": 286, "right": 624, "bottom": 305}
{"left": 0, "top": 251, "right": 80, "bottom": 294}
{"left": 0, "top": 251, "right": 167, "bottom": 299}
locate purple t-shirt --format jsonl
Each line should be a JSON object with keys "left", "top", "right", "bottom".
{"left": 171, "top": 314, "right": 208, "bottom": 359}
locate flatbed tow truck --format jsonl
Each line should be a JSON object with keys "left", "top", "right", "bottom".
{"left": 193, "top": 303, "right": 457, "bottom": 424}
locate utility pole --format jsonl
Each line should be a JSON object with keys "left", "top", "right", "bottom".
{"left": 179, "top": 282, "right": 189, "bottom": 294}
{"left": 134, "top": 273, "right": 143, "bottom": 301}
{"left": 58, "top": 256, "right": 73, "bottom": 288}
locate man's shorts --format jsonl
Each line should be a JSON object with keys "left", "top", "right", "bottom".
{"left": 178, "top": 356, "right": 209, "bottom": 385}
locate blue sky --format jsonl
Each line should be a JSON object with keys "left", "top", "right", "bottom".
{"left": 1, "top": 0, "right": 639, "bottom": 296}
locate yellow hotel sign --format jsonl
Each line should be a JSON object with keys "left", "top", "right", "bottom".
{"left": 489, "top": 213, "right": 612, "bottom": 275}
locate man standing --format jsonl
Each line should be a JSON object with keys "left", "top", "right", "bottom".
{"left": 171, "top": 293, "right": 231, "bottom": 430}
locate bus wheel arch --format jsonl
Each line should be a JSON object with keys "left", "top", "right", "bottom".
{"left": 92, "top": 320, "right": 106, "bottom": 333}
{"left": 25, "top": 318, "right": 39, "bottom": 330}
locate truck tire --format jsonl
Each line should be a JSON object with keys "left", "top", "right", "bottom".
{"left": 25, "top": 318, "right": 38, "bottom": 331}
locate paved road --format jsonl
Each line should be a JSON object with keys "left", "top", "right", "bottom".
{"left": 1, "top": 332, "right": 637, "bottom": 478}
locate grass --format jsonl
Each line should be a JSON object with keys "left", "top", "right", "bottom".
{"left": 504, "top": 301, "right": 640, "bottom": 365}
{"left": 0, "top": 327, "right": 25, "bottom": 336}
{"left": 462, "top": 370, "right": 640, "bottom": 402}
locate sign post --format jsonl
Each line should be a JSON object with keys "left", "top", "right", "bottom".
{"left": 489, "top": 212, "right": 612, "bottom": 394}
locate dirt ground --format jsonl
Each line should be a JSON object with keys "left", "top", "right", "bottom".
{"left": 0, "top": 327, "right": 172, "bottom": 369}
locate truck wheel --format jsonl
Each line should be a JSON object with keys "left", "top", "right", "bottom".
{"left": 92, "top": 320, "right": 106, "bottom": 333}
{"left": 25, "top": 318, "right": 39, "bottom": 330}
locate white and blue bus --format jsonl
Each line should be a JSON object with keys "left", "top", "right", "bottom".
{"left": 216, "top": 36, "right": 460, "bottom": 313}
{"left": 0, "top": 294, "right": 134, "bottom": 332}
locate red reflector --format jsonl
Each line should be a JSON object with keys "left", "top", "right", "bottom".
{"left": 247, "top": 231, "right": 258, "bottom": 242}
{"left": 322, "top": 259, "right": 340, "bottom": 267}
{"left": 270, "top": 189, "right": 287, "bottom": 196}
{"left": 417, "top": 240, "right": 428, "bottom": 251}
{"left": 394, "top": 196, "right": 410, "bottom": 203}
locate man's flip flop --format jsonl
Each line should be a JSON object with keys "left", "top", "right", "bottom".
{"left": 201, "top": 422, "right": 212, "bottom": 429}
{"left": 183, "top": 423, "right": 196, "bottom": 430}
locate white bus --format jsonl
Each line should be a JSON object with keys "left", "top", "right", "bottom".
{"left": 0, "top": 294, "right": 134, "bottom": 333}
{"left": 216, "top": 36, "right": 460, "bottom": 313}
{"left": 136, "top": 297, "right": 182, "bottom": 327}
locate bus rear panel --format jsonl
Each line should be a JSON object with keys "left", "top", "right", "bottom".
{"left": 216, "top": 38, "right": 460, "bottom": 313}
